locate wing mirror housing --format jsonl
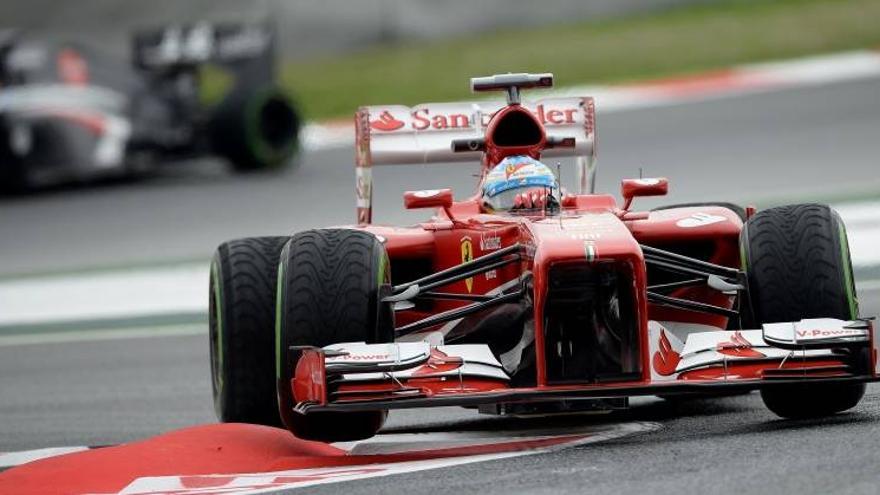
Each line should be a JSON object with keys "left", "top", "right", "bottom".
{"left": 404, "top": 189, "right": 454, "bottom": 211}
{"left": 621, "top": 178, "right": 668, "bottom": 210}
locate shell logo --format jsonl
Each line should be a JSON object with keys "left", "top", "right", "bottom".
{"left": 370, "top": 111, "right": 405, "bottom": 132}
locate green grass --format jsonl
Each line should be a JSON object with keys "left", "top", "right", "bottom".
{"left": 280, "top": 0, "right": 880, "bottom": 120}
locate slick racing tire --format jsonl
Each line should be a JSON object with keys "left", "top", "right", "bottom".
{"left": 211, "top": 87, "right": 300, "bottom": 172}
{"left": 210, "top": 236, "right": 289, "bottom": 426}
{"left": 741, "top": 203, "right": 864, "bottom": 419}
{"left": 276, "top": 229, "right": 394, "bottom": 442}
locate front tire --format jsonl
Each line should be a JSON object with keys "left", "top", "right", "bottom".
{"left": 210, "top": 236, "right": 289, "bottom": 426}
{"left": 276, "top": 229, "right": 393, "bottom": 442}
{"left": 741, "top": 203, "right": 864, "bottom": 419}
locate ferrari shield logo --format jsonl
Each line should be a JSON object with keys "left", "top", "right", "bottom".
{"left": 461, "top": 236, "right": 474, "bottom": 293}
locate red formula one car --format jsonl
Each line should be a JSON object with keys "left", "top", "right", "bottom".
{"left": 209, "top": 73, "right": 877, "bottom": 442}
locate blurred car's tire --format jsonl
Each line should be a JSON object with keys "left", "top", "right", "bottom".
{"left": 210, "top": 236, "right": 289, "bottom": 426}
{"left": 276, "top": 229, "right": 393, "bottom": 442}
{"left": 0, "top": 117, "right": 31, "bottom": 193}
{"left": 740, "top": 203, "right": 864, "bottom": 418}
{"left": 211, "top": 87, "right": 300, "bottom": 172}
{"left": 0, "top": 157, "right": 28, "bottom": 193}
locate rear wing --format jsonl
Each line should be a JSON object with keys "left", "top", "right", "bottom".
{"left": 132, "top": 22, "right": 275, "bottom": 72}
{"left": 354, "top": 96, "right": 596, "bottom": 223}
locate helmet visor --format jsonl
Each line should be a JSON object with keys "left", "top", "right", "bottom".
{"left": 484, "top": 185, "right": 560, "bottom": 212}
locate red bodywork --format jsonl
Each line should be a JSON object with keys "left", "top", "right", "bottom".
{"left": 290, "top": 91, "right": 877, "bottom": 414}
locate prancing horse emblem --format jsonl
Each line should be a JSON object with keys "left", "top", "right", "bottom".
{"left": 461, "top": 236, "right": 474, "bottom": 293}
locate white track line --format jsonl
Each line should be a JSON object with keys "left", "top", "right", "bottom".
{"left": 0, "top": 324, "right": 205, "bottom": 347}
{"left": 0, "top": 265, "right": 207, "bottom": 327}
{"left": 836, "top": 201, "right": 880, "bottom": 268}
{"left": 0, "top": 447, "right": 91, "bottom": 469}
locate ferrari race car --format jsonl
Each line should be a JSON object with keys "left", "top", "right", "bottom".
{"left": 209, "top": 73, "right": 877, "bottom": 442}
{"left": 0, "top": 22, "right": 299, "bottom": 191}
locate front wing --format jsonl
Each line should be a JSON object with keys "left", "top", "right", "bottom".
{"left": 288, "top": 318, "right": 878, "bottom": 414}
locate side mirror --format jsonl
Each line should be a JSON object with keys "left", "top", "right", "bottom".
{"left": 404, "top": 188, "right": 454, "bottom": 210}
{"left": 621, "top": 178, "right": 668, "bottom": 210}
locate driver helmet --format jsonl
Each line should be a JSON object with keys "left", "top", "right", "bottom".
{"left": 481, "top": 155, "right": 560, "bottom": 212}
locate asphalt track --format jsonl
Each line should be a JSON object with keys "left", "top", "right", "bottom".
{"left": 2, "top": 76, "right": 880, "bottom": 494}
{"left": 1, "top": 75, "right": 879, "bottom": 276}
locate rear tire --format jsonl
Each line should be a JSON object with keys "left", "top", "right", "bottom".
{"left": 211, "top": 87, "right": 300, "bottom": 172}
{"left": 741, "top": 203, "right": 864, "bottom": 419}
{"left": 276, "top": 229, "right": 393, "bottom": 442}
{"left": 210, "top": 236, "right": 289, "bottom": 426}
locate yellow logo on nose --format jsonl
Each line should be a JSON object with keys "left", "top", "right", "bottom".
{"left": 460, "top": 236, "right": 474, "bottom": 293}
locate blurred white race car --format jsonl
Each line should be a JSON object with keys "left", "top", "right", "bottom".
{"left": 0, "top": 23, "right": 299, "bottom": 191}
